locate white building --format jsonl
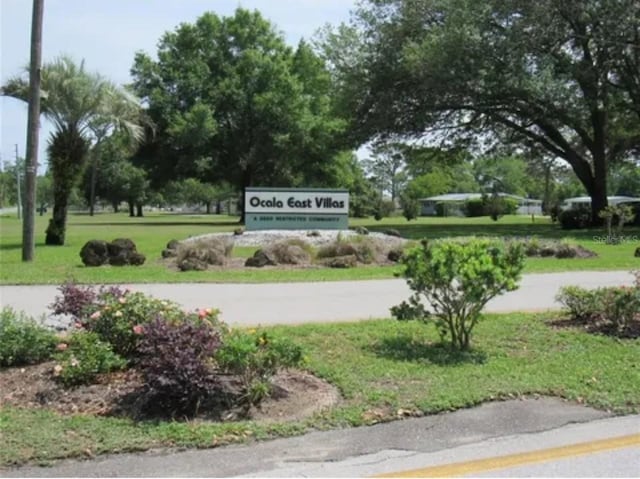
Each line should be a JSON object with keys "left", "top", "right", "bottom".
{"left": 419, "top": 193, "right": 543, "bottom": 216}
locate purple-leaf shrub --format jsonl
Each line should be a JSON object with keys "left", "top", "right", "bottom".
{"left": 137, "top": 317, "right": 222, "bottom": 416}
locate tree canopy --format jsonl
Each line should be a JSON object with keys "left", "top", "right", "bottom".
{"left": 2, "top": 56, "right": 142, "bottom": 243}
{"left": 324, "top": 0, "right": 640, "bottom": 221}
{"left": 131, "top": 9, "right": 348, "bottom": 219}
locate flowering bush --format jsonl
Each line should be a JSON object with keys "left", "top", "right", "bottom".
{"left": 0, "top": 307, "right": 57, "bottom": 367}
{"left": 53, "top": 332, "right": 126, "bottom": 387}
{"left": 51, "top": 283, "right": 189, "bottom": 358}
{"left": 216, "top": 329, "right": 304, "bottom": 405}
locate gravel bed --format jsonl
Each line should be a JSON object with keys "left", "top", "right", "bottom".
{"left": 183, "top": 229, "right": 409, "bottom": 248}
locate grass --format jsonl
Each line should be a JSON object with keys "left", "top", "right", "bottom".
{"left": 1, "top": 212, "right": 638, "bottom": 284}
{"left": 2, "top": 313, "right": 639, "bottom": 466}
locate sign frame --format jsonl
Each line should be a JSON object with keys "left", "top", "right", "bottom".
{"left": 244, "top": 187, "right": 349, "bottom": 230}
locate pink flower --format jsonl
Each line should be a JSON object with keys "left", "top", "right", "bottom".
{"left": 56, "top": 343, "right": 68, "bottom": 351}
{"left": 132, "top": 325, "right": 144, "bottom": 335}
{"left": 198, "top": 309, "right": 207, "bottom": 318}
{"left": 90, "top": 311, "right": 101, "bottom": 320}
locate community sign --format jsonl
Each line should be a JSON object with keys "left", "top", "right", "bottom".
{"left": 244, "top": 187, "right": 349, "bottom": 230}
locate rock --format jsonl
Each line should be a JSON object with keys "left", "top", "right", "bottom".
{"left": 80, "top": 240, "right": 110, "bottom": 266}
{"left": 178, "top": 258, "right": 208, "bottom": 271}
{"left": 539, "top": 246, "right": 556, "bottom": 257}
{"left": 161, "top": 248, "right": 177, "bottom": 258}
{"left": 324, "top": 255, "right": 357, "bottom": 268}
{"left": 635, "top": 246, "right": 640, "bottom": 258}
{"left": 80, "top": 238, "right": 145, "bottom": 267}
{"left": 129, "top": 252, "right": 146, "bottom": 265}
{"left": 353, "top": 226, "right": 369, "bottom": 235}
{"left": 554, "top": 244, "right": 577, "bottom": 258}
{"left": 245, "top": 249, "right": 278, "bottom": 268}
{"left": 166, "top": 239, "right": 180, "bottom": 250}
{"left": 387, "top": 248, "right": 404, "bottom": 262}
{"left": 107, "top": 238, "right": 144, "bottom": 266}
{"left": 383, "top": 229, "right": 402, "bottom": 238}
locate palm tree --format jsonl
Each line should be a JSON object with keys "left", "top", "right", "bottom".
{"left": 2, "top": 55, "right": 142, "bottom": 244}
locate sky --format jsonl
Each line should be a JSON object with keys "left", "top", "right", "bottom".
{"left": 0, "top": 0, "right": 357, "bottom": 172}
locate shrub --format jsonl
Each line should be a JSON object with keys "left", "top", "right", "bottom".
{"left": 316, "top": 237, "right": 378, "bottom": 264}
{"left": 599, "top": 204, "right": 634, "bottom": 244}
{"left": 216, "top": 329, "right": 303, "bottom": 406}
{"left": 137, "top": 317, "right": 222, "bottom": 416}
{"left": 557, "top": 280, "right": 640, "bottom": 335}
{"left": 176, "top": 236, "right": 234, "bottom": 269}
{"left": 392, "top": 239, "right": 525, "bottom": 350}
{"left": 559, "top": 207, "right": 591, "bottom": 229}
{"left": 463, "top": 199, "right": 485, "bottom": 217}
{"left": 556, "top": 286, "right": 600, "bottom": 320}
{"left": 600, "top": 286, "right": 640, "bottom": 334}
{"left": 486, "top": 197, "right": 518, "bottom": 221}
{"left": 267, "top": 239, "right": 314, "bottom": 264}
{"left": 0, "top": 307, "right": 57, "bottom": 367}
{"left": 374, "top": 199, "right": 396, "bottom": 220}
{"left": 400, "top": 195, "right": 420, "bottom": 221}
{"left": 53, "top": 332, "right": 127, "bottom": 387}
{"left": 50, "top": 282, "right": 97, "bottom": 319}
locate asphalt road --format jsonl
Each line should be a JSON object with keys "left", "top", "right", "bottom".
{"left": 6, "top": 398, "right": 639, "bottom": 477}
{"left": 0, "top": 270, "right": 635, "bottom": 327}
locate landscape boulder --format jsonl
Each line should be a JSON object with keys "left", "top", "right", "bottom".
{"left": 80, "top": 240, "right": 110, "bottom": 266}
{"left": 245, "top": 249, "right": 279, "bottom": 268}
{"left": 162, "top": 239, "right": 180, "bottom": 258}
{"left": 323, "top": 255, "right": 357, "bottom": 268}
{"left": 635, "top": 246, "right": 640, "bottom": 258}
{"left": 80, "top": 238, "right": 145, "bottom": 267}
{"left": 245, "top": 241, "right": 312, "bottom": 268}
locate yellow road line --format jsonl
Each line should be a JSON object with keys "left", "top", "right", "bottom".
{"left": 375, "top": 433, "right": 640, "bottom": 478}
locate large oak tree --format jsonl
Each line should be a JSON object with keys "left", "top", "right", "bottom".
{"left": 324, "top": 0, "right": 640, "bottom": 222}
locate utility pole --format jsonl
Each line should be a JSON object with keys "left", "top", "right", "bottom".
{"left": 23, "top": 0, "right": 44, "bottom": 261}
{"left": 15, "top": 145, "right": 22, "bottom": 220}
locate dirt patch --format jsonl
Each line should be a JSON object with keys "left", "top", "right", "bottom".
{"left": 548, "top": 316, "right": 640, "bottom": 339}
{"left": 0, "top": 362, "right": 340, "bottom": 422}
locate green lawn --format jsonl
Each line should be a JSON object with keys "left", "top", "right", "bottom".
{"left": 2, "top": 313, "right": 639, "bottom": 466}
{"left": 1, "top": 212, "right": 638, "bottom": 284}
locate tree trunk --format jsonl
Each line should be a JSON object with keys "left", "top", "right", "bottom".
{"left": 45, "top": 195, "right": 68, "bottom": 245}
{"left": 112, "top": 201, "right": 119, "bottom": 213}
{"left": 128, "top": 201, "right": 134, "bottom": 217}
{"left": 590, "top": 151, "right": 608, "bottom": 225}
{"left": 136, "top": 203, "right": 143, "bottom": 217}
{"left": 89, "top": 152, "right": 99, "bottom": 216}
{"left": 22, "top": 0, "right": 44, "bottom": 260}
{"left": 205, "top": 201, "right": 211, "bottom": 214}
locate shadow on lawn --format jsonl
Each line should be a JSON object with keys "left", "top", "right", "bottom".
{"left": 74, "top": 221, "right": 239, "bottom": 227}
{"left": 369, "top": 334, "right": 487, "bottom": 365}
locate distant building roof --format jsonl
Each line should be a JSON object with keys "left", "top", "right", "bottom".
{"left": 419, "top": 193, "right": 542, "bottom": 204}
{"left": 563, "top": 196, "right": 640, "bottom": 204}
